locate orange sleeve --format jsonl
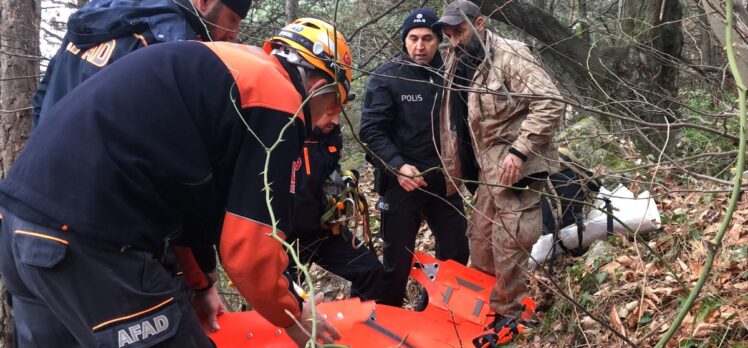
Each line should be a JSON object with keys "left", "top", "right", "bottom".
{"left": 219, "top": 211, "right": 302, "bottom": 327}
{"left": 205, "top": 41, "right": 306, "bottom": 328}
{"left": 172, "top": 246, "right": 210, "bottom": 290}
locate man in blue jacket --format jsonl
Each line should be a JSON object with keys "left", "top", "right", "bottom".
{"left": 25, "top": 0, "right": 251, "bottom": 332}
{"left": 27, "top": 0, "right": 251, "bottom": 331}
{"left": 0, "top": 19, "right": 352, "bottom": 347}
{"left": 31, "top": 0, "right": 251, "bottom": 127}
{"left": 359, "top": 8, "right": 469, "bottom": 307}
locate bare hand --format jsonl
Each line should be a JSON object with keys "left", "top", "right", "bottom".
{"left": 193, "top": 285, "right": 228, "bottom": 332}
{"left": 396, "top": 164, "right": 428, "bottom": 192}
{"left": 498, "top": 153, "right": 525, "bottom": 186}
{"left": 286, "top": 294, "right": 341, "bottom": 346}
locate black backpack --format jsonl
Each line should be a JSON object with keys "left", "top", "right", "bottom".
{"left": 540, "top": 149, "right": 604, "bottom": 259}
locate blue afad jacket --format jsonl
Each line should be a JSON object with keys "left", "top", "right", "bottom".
{"left": 31, "top": 0, "right": 208, "bottom": 127}
{"left": 2, "top": 41, "right": 308, "bottom": 328}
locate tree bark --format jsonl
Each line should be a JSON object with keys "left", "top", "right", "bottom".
{"left": 470, "top": 0, "right": 607, "bottom": 104}
{"left": 696, "top": 0, "right": 715, "bottom": 68}
{"left": 615, "top": 0, "right": 683, "bottom": 98}
{"left": 0, "top": 0, "right": 41, "bottom": 346}
{"left": 533, "top": 0, "right": 547, "bottom": 11}
{"left": 285, "top": 0, "right": 298, "bottom": 24}
{"left": 0, "top": 283, "right": 9, "bottom": 348}
{"left": 703, "top": 0, "right": 748, "bottom": 81}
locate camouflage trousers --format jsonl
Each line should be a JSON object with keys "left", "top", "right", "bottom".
{"left": 468, "top": 179, "right": 544, "bottom": 317}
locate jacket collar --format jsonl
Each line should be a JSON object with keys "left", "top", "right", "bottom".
{"left": 473, "top": 30, "right": 497, "bottom": 83}
{"left": 393, "top": 52, "right": 444, "bottom": 76}
{"left": 173, "top": 0, "right": 210, "bottom": 40}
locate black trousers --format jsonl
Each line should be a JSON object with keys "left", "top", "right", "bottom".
{"left": 377, "top": 184, "right": 469, "bottom": 307}
{"left": 288, "top": 228, "right": 384, "bottom": 301}
{"left": 0, "top": 209, "right": 213, "bottom": 348}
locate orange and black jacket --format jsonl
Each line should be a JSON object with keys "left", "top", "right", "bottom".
{"left": 287, "top": 126, "right": 342, "bottom": 241}
{"left": 0, "top": 41, "right": 306, "bottom": 327}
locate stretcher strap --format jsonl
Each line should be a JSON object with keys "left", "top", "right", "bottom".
{"left": 605, "top": 198, "right": 614, "bottom": 235}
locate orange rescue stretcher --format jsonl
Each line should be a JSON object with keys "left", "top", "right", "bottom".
{"left": 204, "top": 252, "right": 536, "bottom": 347}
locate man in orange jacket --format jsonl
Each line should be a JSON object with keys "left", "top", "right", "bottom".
{"left": 0, "top": 18, "right": 352, "bottom": 347}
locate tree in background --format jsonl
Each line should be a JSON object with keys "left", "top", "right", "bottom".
{"left": 0, "top": 0, "right": 41, "bottom": 345}
{"left": 1, "top": 0, "right": 747, "bottom": 346}
{"left": 285, "top": 0, "right": 298, "bottom": 23}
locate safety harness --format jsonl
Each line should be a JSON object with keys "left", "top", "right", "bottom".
{"left": 320, "top": 169, "right": 373, "bottom": 249}
{"left": 545, "top": 149, "right": 613, "bottom": 276}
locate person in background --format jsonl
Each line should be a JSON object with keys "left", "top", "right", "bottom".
{"left": 436, "top": 0, "right": 564, "bottom": 335}
{"left": 359, "top": 8, "right": 470, "bottom": 308}
{"left": 32, "top": 0, "right": 250, "bottom": 127}
{"left": 28, "top": 0, "right": 252, "bottom": 331}
{"left": 0, "top": 18, "right": 353, "bottom": 347}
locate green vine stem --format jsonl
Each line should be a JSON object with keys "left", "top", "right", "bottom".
{"left": 655, "top": 0, "right": 746, "bottom": 346}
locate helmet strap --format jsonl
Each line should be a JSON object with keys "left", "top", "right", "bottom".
{"left": 296, "top": 66, "right": 314, "bottom": 134}
{"left": 270, "top": 51, "right": 314, "bottom": 137}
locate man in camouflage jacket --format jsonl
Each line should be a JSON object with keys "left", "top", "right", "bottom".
{"left": 436, "top": 0, "right": 564, "bottom": 323}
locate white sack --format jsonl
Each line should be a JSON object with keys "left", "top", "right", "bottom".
{"left": 529, "top": 185, "right": 661, "bottom": 269}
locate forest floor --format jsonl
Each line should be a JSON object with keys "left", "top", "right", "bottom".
{"left": 216, "top": 153, "right": 748, "bottom": 347}
{"left": 306, "top": 165, "right": 748, "bottom": 347}
{"left": 522, "top": 182, "right": 748, "bottom": 347}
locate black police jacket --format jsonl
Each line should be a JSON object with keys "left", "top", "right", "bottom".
{"left": 288, "top": 126, "right": 343, "bottom": 241}
{"left": 31, "top": 0, "right": 208, "bottom": 127}
{"left": 360, "top": 52, "right": 444, "bottom": 177}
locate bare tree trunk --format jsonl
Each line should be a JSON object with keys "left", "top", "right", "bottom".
{"left": 0, "top": 0, "right": 37, "bottom": 175}
{"left": 0, "top": 0, "right": 41, "bottom": 346}
{"left": 285, "top": 0, "right": 298, "bottom": 24}
{"left": 0, "top": 283, "right": 9, "bottom": 348}
{"left": 703, "top": 0, "right": 748, "bottom": 80}
{"left": 547, "top": 0, "right": 557, "bottom": 14}
{"left": 696, "top": 0, "right": 714, "bottom": 68}
{"left": 470, "top": 0, "right": 606, "bottom": 102}
{"left": 615, "top": 0, "right": 683, "bottom": 109}
{"left": 612, "top": 0, "right": 683, "bottom": 148}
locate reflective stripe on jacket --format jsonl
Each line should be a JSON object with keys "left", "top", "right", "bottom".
{"left": 3, "top": 41, "right": 306, "bottom": 328}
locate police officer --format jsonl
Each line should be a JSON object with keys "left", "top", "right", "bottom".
{"left": 0, "top": 18, "right": 352, "bottom": 347}
{"left": 287, "top": 119, "right": 383, "bottom": 301}
{"left": 359, "top": 8, "right": 470, "bottom": 307}
{"left": 31, "top": 0, "right": 251, "bottom": 127}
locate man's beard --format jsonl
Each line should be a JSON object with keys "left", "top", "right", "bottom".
{"left": 455, "top": 33, "right": 483, "bottom": 61}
